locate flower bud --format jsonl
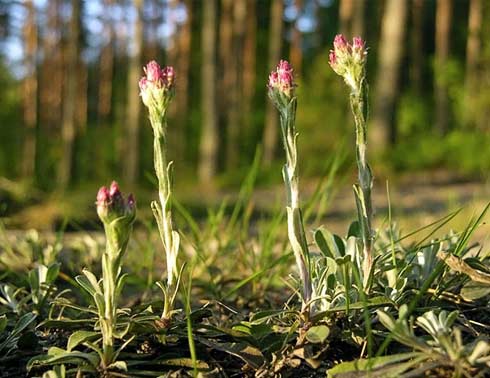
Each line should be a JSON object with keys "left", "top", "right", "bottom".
{"left": 268, "top": 60, "right": 295, "bottom": 98}
{"left": 329, "top": 34, "right": 367, "bottom": 93}
{"left": 96, "top": 181, "right": 136, "bottom": 225}
{"left": 268, "top": 60, "right": 297, "bottom": 111}
{"left": 139, "top": 61, "right": 175, "bottom": 120}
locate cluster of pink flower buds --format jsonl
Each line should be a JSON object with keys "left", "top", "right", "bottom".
{"left": 329, "top": 34, "right": 367, "bottom": 92}
{"left": 139, "top": 61, "right": 175, "bottom": 117}
{"left": 96, "top": 181, "right": 136, "bottom": 225}
{"left": 268, "top": 60, "right": 296, "bottom": 100}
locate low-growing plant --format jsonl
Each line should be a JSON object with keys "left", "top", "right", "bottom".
{"left": 268, "top": 60, "right": 313, "bottom": 319}
{"left": 139, "top": 61, "right": 183, "bottom": 323}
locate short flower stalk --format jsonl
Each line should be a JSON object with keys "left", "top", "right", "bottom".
{"left": 268, "top": 60, "right": 312, "bottom": 318}
{"left": 139, "top": 61, "right": 181, "bottom": 322}
{"left": 330, "top": 35, "right": 374, "bottom": 289}
{"left": 83, "top": 182, "right": 135, "bottom": 368}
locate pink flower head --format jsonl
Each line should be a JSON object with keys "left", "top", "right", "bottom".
{"left": 109, "top": 180, "right": 121, "bottom": 198}
{"left": 329, "top": 51, "right": 337, "bottom": 67}
{"left": 352, "top": 36, "right": 365, "bottom": 51}
{"left": 163, "top": 66, "right": 175, "bottom": 88}
{"left": 333, "top": 34, "right": 349, "bottom": 53}
{"left": 268, "top": 59, "right": 295, "bottom": 99}
{"left": 138, "top": 77, "right": 148, "bottom": 92}
{"left": 145, "top": 61, "right": 163, "bottom": 83}
{"left": 329, "top": 34, "right": 367, "bottom": 92}
{"left": 140, "top": 61, "right": 175, "bottom": 114}
{"left": 97, "top": 186, "right": 110, "bottom": 205}
{"left": 142, "top": 61, "right": 174, "bottom": 90}
{"left": 96, "top": 181, "right": 136, "bottom": 224}
{"left": 127, "top": 193, "right": 136, "bottom": 209}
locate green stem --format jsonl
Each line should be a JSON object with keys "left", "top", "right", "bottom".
{"left": 101, "top": 236, "right": 118, "bottom": 367}
{"left": 350, "top": 82, "right": 374, "bottom": 289}
{"left": 149, "top": 113, "right": 179, "bottom": 320}
{"left": 279, "top": 99, "right": 312, "bottom": 316}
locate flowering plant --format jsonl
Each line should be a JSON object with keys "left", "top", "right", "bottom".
{"left": 77, "top": 181, "right": 135, "bottom": 369}
{"left": 330, "top": 35, "right": 373, "bottom": 289}
{"left": 140, "top": 61, "right": 181, "bottom": 322}
{"left": 268, "top": 60, "right": 312, "bottom": 318}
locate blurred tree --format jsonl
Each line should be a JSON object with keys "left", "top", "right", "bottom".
{"left": 242, "top": 0, "right": 256, "bottom": 133}
{"left": 40, "top": 0, "right": 62, "bottom": 129}
{"left": 219, "top": 0, "right": 233, "bottom": 167}
{"left": 263, "top": 0, "right": 283, "bottom": 166}
{"left": 464, "top": 0, "right": 482, "bottom": 127}
{"left": 352, "top": 0, "right": 365, "bottom": 37}
{"left": 59, "top": 0, "right": 81, "bottom": 188}
{"left": 124, "top": 0, "right": 144, "bottom": 185}
{"left": 339, "top": 0, "right": 353, "bottom": 36}
{"left": 21, "top": 0, "right": 37, "bottom": 179}
{"left": 98, "top": 0, "right": 115, "bottom": 125}
{"left": 175, "top": 0, "right": 192, "bottom": 147}
{"left": 371, "top": 0, "right": 408, "bottom": 148}
{"left": 198, "top": 0, "right": 218, "bottom": 184}
{"left": 289, "top": 0, "right": 303, "bottom": 74}
{"left": 226, "top": 0, "right": 246, "bottom": 169}
{"left": 410, "top": 0, "right": 424, "bottom": 94}
{"left": 339, "top": 0, "right": 365, "bottom": 37}
{"left": 434, "top": 0, "right": 452, "bottom": 135}
{"left": 167, "top": 0, "right": 192, "bottom": 160}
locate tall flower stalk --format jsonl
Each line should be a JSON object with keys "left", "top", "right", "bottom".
{"left": 329, "top": 35, "right": 373, "bottom": 289}
{"left": 268, "top": 60, "right": 312, "bottom": 317}
{"left": 92, "top": 182, "right": 135, "bottom": 367}
{"left": 139, "top": 61, "right": 181, "bottom": 322}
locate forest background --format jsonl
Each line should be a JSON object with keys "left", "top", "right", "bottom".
{"left": 0, "top": 0, "right": 489, "bottom": 229}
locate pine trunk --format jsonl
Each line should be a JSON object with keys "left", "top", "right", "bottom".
{"left": 263, "top": 0, "right": 283, "bottom": 166}
{"left": 289, "top": 0, "right": 303, "bottom": 74}
{"left": 22, "top": 0, "right": 38, "bottom": 179}
{"left": 198, "top": 0, "right": 219, "bottom": 184}
{"left": 410, "top": 0, "right": 424, "bottom": 94}
{"left": 370, "top": 0, "right": 408, "bottom": 148}
{"left": 58, "top": 0, "right": 80, "bottom": 188}
{"left": 242, "top": 0, "right": 256, "bottom": 138}
{"left": 225, "top": 0, "right": 246, "bottom": 170}
{"left": 98, "top": 0, "right": 115, "bottom": 124}
{"left": 434, "top": 0, "right": 452, "bottom": 135}
{"left": 124, "top": 0, "right": 144, "bottom": 185}
{"left": 464, "top": 0, "right": 482, "bottom": 127}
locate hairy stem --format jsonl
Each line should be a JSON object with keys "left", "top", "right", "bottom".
{"left": 350, "top": 81, "right": 374, "bottom": 289}
{"left": 149, "top": 111, "right": 179, "bottom": 320}
{"left": 279, "top": 99, "right": 312, "bottom": 316}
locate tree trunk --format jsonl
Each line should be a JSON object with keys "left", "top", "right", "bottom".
{"left": 76, "top": 61, "right": 88, "bottom": 132}
{"left": 22, "top": 0, "right": 38, "bottom": 179}
{"left": 352, "top": 0, "right": 365, "bottom": 37}
{"left": 173, "top": 0, "right": 192, "bottom": 159}
{"left": 242, "top": 0, "right": 256, "bottom": 139}
{"left": 98, "top": 0, "right": 115, "bottom": 125}
{"left": 58, "top": 0, "right": 80, "bottom": 188}
{"left": 464, "top": 0, "right": 482, "bottom": 127}
{"left": 410, "top": 0, "right": 424, "bottom": 94}
{"left": 434, "top": 0, "right": 452, "bottom": 135}
{"left": 339, "top": 0, "right": 354, "bottom": 36}
{"left": 40, "top": 0, "right": 62, "bottom": 129}
{"left": 124, "top": 0, "right": 144, "bottom": 185}
{"left": 289, "top": 0, "right": 303, "bottom": 74}
{"left": 219, "top": 0, "right": 233, "bottom": 169}
{"left": 263, "top": 0, "right": 283, "bottom": 166}
{"left": 198, "top": 0, "right": 218, "bottom": 184}
{"left": 370, "top": 0, "right": 408, "bottom": 149}
{"left": 225, "top": 0, "right": 246, "bottom": 170}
